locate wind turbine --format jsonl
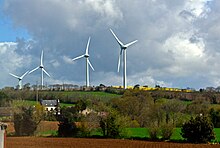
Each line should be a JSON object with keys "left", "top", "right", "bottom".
{"left": 29, "top": 50, "right": 50, "bottom": 89}
{"left": 9, "top": 71, "right": 29, "bottom": 89}
{"left": 72, "top": 37, "right": 95, "bottom": 87}
{"left": 110, "top": 29, "right": 138, "bottom": 89}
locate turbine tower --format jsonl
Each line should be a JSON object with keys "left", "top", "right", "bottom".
{"left": 29, "top": 50, "right": 50, "bottom": 89}
{"left": 72, "top": 37, "right": 95, "bottom": 87}
{"left": 9, "top": 71, "right": 29, "bottom": 89}
{"left": 110, "top": 29, "right": 138, "bottom": 89}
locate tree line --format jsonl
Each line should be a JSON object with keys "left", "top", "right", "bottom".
{"left": 1, "top": 89, "right": 220, "bottom": 143}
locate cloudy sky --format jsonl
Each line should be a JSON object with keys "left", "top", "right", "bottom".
{"left": 0, "top": 0, "right": 219, "bottom": 89}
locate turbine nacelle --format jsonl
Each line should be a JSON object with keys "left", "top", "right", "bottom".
{"left": 84, "top": 54, "right": 89, "bottom": 58}
{"left": 121, "top": 46, "right": 127, "bottom": 50}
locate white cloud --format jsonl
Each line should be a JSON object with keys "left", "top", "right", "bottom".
{"left": 2, "top": 0, "right": 220, "bottom": 89}
{"left": 0, "top": 42, "right": 31, "bottom": 71}
{"left": 85, "top": 0, "right": 123, "bottom": 23}
{"left": 62, "top": 55, "right": 73, "bottom": 64}
{"left": 0, "top": 42, "right": 32, "bottom": 87}
{"left": 127, "top": 71, "right": 172, "bottom": 88}
{"left": 50, "top": 59, "right": 60, "bottom": 68}
{"left": 164, "top": 31, "right": 205, "bottom": 59}
{"left": 184, "top": 0, "right": 212, "bottom": 18}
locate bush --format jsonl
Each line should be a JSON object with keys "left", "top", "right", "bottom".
{"left": 14, "top": 107, "right": 39, "bottom": 136}
{"left": 100, "top": 116, "right": 120, "bottom": 138}
{"left": 148, "top": 126, "right": 160, "bottom": 140}
{"left": 58, "top": 105, "right": 80, "bottom": 137}
{"left": 209, "top": 108, "right": 220, "bottom": 128}
{"left": 98, "top": 109, "right": 131, "bottom": 138}
{"left": 181, "top": 115, "right": 215, "bottom": 143}
{"left": 160, "top": 123, "right": 174, "bottom": 140}
{"left": 58, "top": 118, "right": 79, "bottom": 137}
{"left": 77, "top": 122, "right": 91, "bottom": 137}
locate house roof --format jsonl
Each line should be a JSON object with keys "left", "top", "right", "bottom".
{"left": 40, "top": 100, "right": 58, "bottom": 107}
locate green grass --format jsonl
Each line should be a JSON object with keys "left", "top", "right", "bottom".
{"left": 37, "top": 130, "right": 57, "bottom": 137}
{"left": 60, "top": 91, "right": 121, "bottom": 102}
{"left": 60, "top": 102, "right": 75, "bottom": 107}
{"left": 182, "top": 100, "right": 192, "bottom": 105}
{"left": 91, "top": 127, "right": 220, "bottom": 142}
{"left": 170, "top": 128, "right": 184, "bottom": 141}
{"left": 125, "top": 128, "right": 148, "bottom": 138}
{"left": 90, "top": 129, "right": 103, "bottom": 136}
{"left": 39, "top": 127, "right": 220, "bottom": 142}
{"left": 12, "top": 100, "right": 38, "bottom": 107}
{"left": 12, "top": 100, "right": 75, "bottom": 108}
{"left": 214, "top": 128, "right": 220, "bottom": 142}
{"left": 62, "top": 91, "right": 120, "bottom": 96}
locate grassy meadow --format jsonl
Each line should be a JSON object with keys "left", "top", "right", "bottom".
{"left": 38, "top": 127, "right": 220, "bottom": 142}
{"left": 11, "top": 100, "right": 75, "bottom": 108}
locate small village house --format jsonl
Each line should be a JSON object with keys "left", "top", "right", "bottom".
{"left": 40, "top": 99, "right": 60, "bottom": 115}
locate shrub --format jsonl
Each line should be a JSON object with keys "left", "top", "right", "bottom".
{"left": 209, "top": 108, "right": 220, "bottom": 128}
{"left": 100, "top": 116, "right": 120, "bottom": 138}
{"left": 14, "top": 107, "right": 39, "bottom": 136}
{"left": 148, "top": 126, "right": 160, "bottom": 140}
{"left": 58, "top": 106, "right": 80, "bottom": 137}
{"left": 77, "top": 122, "right": 91, "bottom": 137}
{"left": 98, "top": 109, "right": 131, "bottom": 138}
{"left": 58, "top": 118, "right": 79, "bottom": 137}
{"left": 181, "top": 115, "right": 215, "bottom": 143}
{"left": 160, "top": 123, "right": 174, "bottom": 140}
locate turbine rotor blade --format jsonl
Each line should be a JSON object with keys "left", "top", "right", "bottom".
{"left": 85, "top": 37, "right": 91, "bottom": 55}
{"left": 41, "top": 50, "right": 44, "bottom": 66}
{"left": 29, "top": 67, "right": 39, "bottom": 74}
{"left": 9, "top": 73, "right": 20, "bottom": 79}
{"left": 110, "top": 29, "right": 124, "bottom": 47}
{"left": 72, "top": 55, "right": 84, "bottom": 61}
{"left": 117, "top": 49, "right": 122, "bottom": 72}
{"left": 20, "top": 71, "right": 29, "bottom": 79}
{"left": 125, "top": 40, "right": 138, "bottom": 48}
{"left": 88, "top": 59, "right": 95, "bottom": 71}
{"left": 42, "top": 68, "right": 50, "bottom": 77}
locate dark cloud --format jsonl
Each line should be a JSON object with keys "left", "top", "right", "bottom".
{"left": 1, "top": 0, "right": 220, "bottom": 89}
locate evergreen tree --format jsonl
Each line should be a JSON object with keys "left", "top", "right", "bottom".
{"left": 181, "top": 115, "right": 215, "bottom": 143}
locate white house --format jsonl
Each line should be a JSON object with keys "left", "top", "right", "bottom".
{"left": 40, "top": 99, "right": 60, "bottom": 114}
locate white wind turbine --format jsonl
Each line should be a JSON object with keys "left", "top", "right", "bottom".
{"left": 29, "top": 50, "right": 50, "bottom": 89}
{"left": 9, "top": 71, "right": 29, "bottom": 89}
{"left": 110, "top": 29, "right": 138, "bottom": 89}
{"left": 72, "top": 37, "right": 95, "bottom": 87}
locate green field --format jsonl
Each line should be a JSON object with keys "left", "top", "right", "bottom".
{"left": 90, "top": 127, "right": 220, "bottom": 142}
{"left": 37, "top": 130, "right": 58, "bottom": 137}
{"left": 12, "top": 100, "right": 75, "bottom": 108}
{"left": 58, "top": 91, "right": 121, "bottom": 102}
{"left": 214, "top": 128, "right": 220, "bottom": 142}
{"left": 125, "top": 128, "right": 220, "bottom": 141}
{"left": 39, "top": 127, "right": 220, "bottom": 142}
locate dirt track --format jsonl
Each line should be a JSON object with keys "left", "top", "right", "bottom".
{"left": 6, "top": 137, "right": 220, "bottom": 148}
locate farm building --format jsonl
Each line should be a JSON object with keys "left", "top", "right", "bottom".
{"left": 79, "top": 108, "right": 95, "bottom": 115}
{"left": 40, "top": 99, "right": 60, "bottom": 115}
